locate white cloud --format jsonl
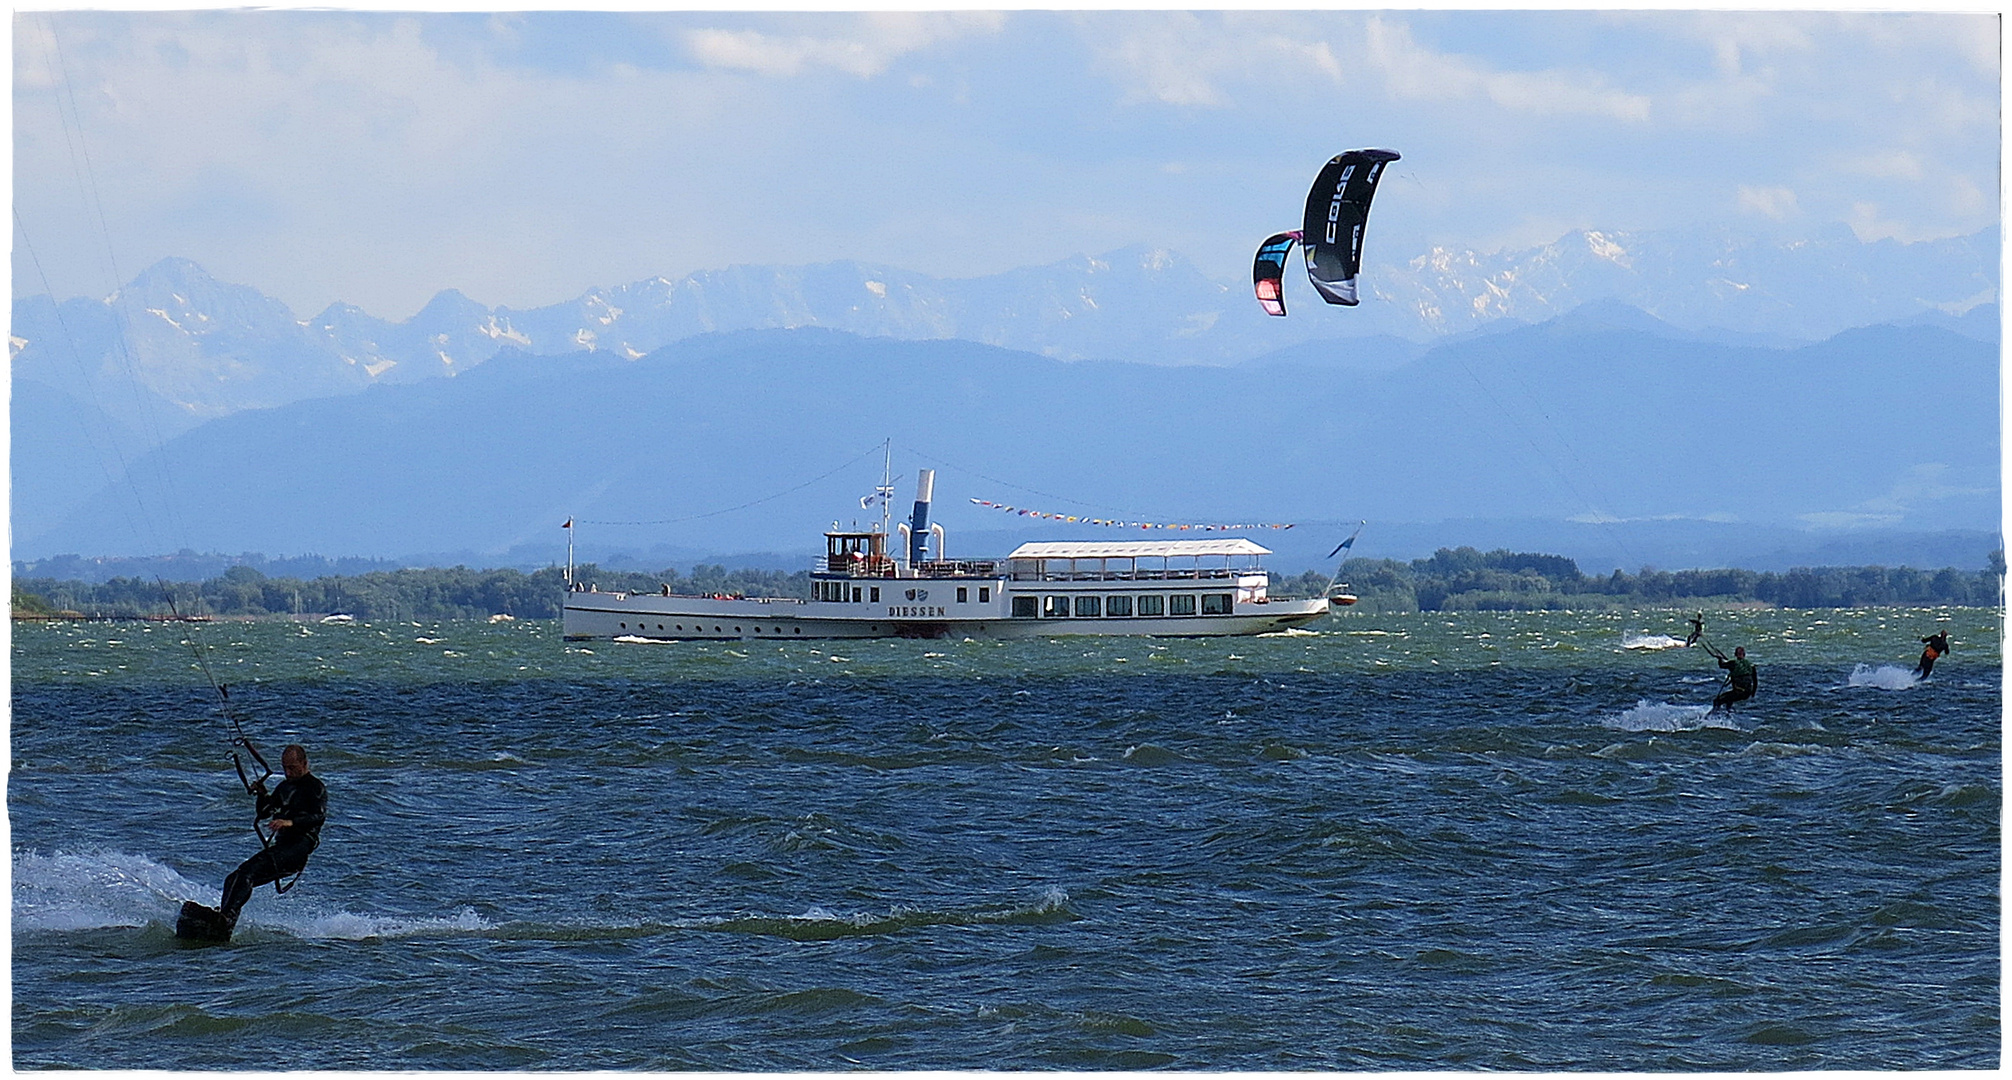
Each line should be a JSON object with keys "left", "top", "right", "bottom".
{"left": 1737, "top": 186, "right": 1800, "bottom": 220}
{"left": 1802, "top": 463, "right": 1990, "bottom": 528}
{"left": 1839, "top": 151, "right": 1926, "bottom": 181}
{"left": 1363, "top": 16, "right": 1652, "bottom": 122}
{"left": 684, "top": 13, "right": 1002, "bottom": 79}
{"left": 1798, "top": 511, "right": 1904, "bottom": 529}
{"left": 1087, "top": 13, "right": 1344, "bottom": 108}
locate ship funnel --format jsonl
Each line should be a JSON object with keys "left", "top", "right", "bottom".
{"left": 908, "top": 469, "right": 935, "bottom": 564}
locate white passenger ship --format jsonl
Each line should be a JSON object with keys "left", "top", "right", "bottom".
{"left": 561, "top": 470, "right": 1344, "bottom": 641}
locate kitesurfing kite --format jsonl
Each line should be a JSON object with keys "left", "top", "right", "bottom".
{"left": 1253, "top": 148, "right": 1400, "bottom": 316}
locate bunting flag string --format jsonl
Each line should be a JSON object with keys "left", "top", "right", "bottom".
{"left": 970, "top": 498, "right": 1294, "bottom": 532}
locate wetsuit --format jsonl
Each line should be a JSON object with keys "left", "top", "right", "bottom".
{"left": 220, "top": 773, "right": 326, "bottom": 926}
{"left": 1712, "top": 653, "right": 1757, "bottom": 711}
{"left": 1915, "top": 632, "right": 1950, "bottom": 678}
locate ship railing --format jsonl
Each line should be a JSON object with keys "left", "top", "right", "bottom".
{"left": 915, "top": 560, "right": 998, "bottom": 578}
{"left": 824, "top": 555, "right": 898, "bottom": 576}
{"left": 1005, "top": 567, "right": 1252, "bottom": 583}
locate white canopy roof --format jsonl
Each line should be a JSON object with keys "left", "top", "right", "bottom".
{"left": 1006, "top": 539, "right": 1272, "bottom": 560}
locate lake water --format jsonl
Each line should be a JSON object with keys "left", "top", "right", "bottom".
{"left": 11, "top": 606, "right": 2000, "bottom": 1068}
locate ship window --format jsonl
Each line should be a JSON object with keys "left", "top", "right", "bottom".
{"left": 852, "top": 588, "right": 862, "bottom": 603}
{"left": 870, "top": 587, "right": 880, "bottom": 603}
{"left": 1106, "top": 595, "right": 1133, "bottom": 617}
{"left": 1074, "top": 595, "right": 1100, "bottom": 617}
{"left": 1201, "top": 593, "right": 1233, "bottom": 615}
{"left": 619, "top": 623, "right": 627, "bottom": 629}
{"left": 794, "top": 627, "right": 801, "bottom": 633}
{"left": 1012, "top": 596, "right": 1038, "bottom": 618}
{"left": 1137, "top": 595, "right": 1164, "bottom": 617}
{"left": 1043, "top": 595, "right": 1070, "bottom": 618}
{"left": 979, "top": 587, "right": 990, "bottom": 603}
{"left": 957, "top": 587, "right": 968, "bottom": 603}
{"left": 1169, "top": 594, "right": 1197, "bottom": 616}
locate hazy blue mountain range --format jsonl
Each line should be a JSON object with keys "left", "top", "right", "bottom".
{"left": 10, "top": 225, "right": 1995, "bottom": 444}
{"left": 17, "top": 309, "right": 1998, "bottom": 575}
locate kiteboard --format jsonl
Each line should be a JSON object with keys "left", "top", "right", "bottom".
{"left": 175, "top": 901, "right": 234, "bottom": 943}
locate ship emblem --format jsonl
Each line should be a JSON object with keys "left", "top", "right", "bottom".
{"left": 905, "top": 588, "right": 928, "bottom": 601}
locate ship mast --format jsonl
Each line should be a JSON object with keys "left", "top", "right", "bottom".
{"left": 876, "top": 439, "right": 894, "bottom": 538}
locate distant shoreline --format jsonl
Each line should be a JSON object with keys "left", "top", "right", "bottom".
{"left": 13, "top": 546, "right": 2003, "bottom": 622}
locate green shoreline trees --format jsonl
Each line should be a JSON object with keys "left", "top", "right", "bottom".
{"left": 12, "top": 547, "right": 2003, "bottom": 621}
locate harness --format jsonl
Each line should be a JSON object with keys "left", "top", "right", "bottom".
{"left": 229, "top": 727, "right": 306, "bottom": 896}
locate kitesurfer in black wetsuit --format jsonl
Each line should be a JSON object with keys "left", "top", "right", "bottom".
{"left": 1704, "top": 644, "right": 1756, "bottom": 714}
{"left": 1684, "top": 614, "right": 1704, "bottom": 648}
{"left": 1915, "top": 631, "right": 1951, "bottom": 679}
{"left": 219, "top": 744, "right": 325, "bottom": 929}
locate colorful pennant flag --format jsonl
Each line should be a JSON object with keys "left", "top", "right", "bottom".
{"left": 969, "top": 498, "right": 1294, "bottom": 531}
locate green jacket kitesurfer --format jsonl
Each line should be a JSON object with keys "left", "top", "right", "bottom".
{"left": 1915, "top": 631, "right": 1951, "bottom": 679}
{"left": 1704, "top": 644, "right": 1756, "bottom": 714}
{"left": 218, "top": 744, "right": 326, "bottom": 929}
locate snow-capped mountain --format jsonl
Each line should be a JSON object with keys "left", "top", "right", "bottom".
{"left": 1377, "top": 225, "right": 1998, "bottom": 341}
{"left": 11, "top": 225, "right": 1997, "bottom": 437}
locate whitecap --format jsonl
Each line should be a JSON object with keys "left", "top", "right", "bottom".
{"left": 12, "top": 849, "right": 205, "bottom": 932}
{"left": 1846, "top": 663, "right": 1921, "bottom": 691}
{"left": 1603, "top": 699, "right": 1743, "bottom": 732}
{"left": 268, "top": 905, "right": 494, "bottom": 941}
{"left": 1622, "top": 634, "right": 1688, "bottom": 650}
{"left": 12, "top": 849, "right": 495, "bottom": 941}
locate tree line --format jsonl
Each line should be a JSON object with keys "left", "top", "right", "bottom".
{"left": 1293, "top": 546, "right": 2005, "bottom": 612}
{"left": 11, "top": 563, "right": 803, "bottom": 622}
{"left": 11, "top": 546, "right": 2003, "bottom": 621}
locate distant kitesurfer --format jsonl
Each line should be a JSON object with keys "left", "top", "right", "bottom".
{"left": 1683, "top": 613, "right": 1704, "bottom": 648}
{"left": 218, "top": 744, "right": 326, "bottom": 930}
{"left": 1915, "top": 631, "right": 1952, "bottom": 679}
{"left": 1703, "top": 644, "right": 1756, "bottom": 714}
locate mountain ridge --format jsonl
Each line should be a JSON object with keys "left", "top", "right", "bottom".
{"left": 17, "top": 319, "right": 1996, "bottom": 571}
{"left": 12, "top": 224, "right": 1996, "bottom": 434}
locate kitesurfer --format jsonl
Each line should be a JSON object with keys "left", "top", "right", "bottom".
{"left": 1703, "top": 644, "right": 1757, "bottom": 714}
{"left": 1683, "top": 613, "right": 1704, "bottom": 648}
{"left": 218, "top": 744, "right": 326, "bottom": 930}
{"left": 1915, "top": 630, "right": 1952, "bottom": 679}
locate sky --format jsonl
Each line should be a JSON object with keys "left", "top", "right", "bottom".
{"left": 11, "top": 7, "right": 2002, "bottom": 320}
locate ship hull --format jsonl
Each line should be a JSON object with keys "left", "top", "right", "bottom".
{"left": 561, "top": 592, "right": 1327, "bottom": 641}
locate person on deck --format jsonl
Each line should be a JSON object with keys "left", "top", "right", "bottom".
{"left": 1704, "top": 644, "right": 1756, "bottom": 714}
{"left": 219, "top": 744, "right": 326, "bottom": 929}
{"left": 1915, "top": 631, "right": 1952, "bottom": 679}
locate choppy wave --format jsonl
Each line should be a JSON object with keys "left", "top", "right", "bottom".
{"left": 12, "top": 850, "right": 494, "bottom": 940}
{"left": 1621, "top": 634, "right": 1689, "bottom": 651}
{"left": 1847, "top": 663, "right": 1921, "bottom": 691}
{"left": 1603, "top": 699, "right": 1744, "bottom": 732}
{"left": 707, "top": 887, "right": 1076, "bottom": 942}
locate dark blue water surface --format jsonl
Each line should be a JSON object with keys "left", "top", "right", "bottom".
{"left": 11, "top": 608, "right": 2000, "bottom": 1068}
